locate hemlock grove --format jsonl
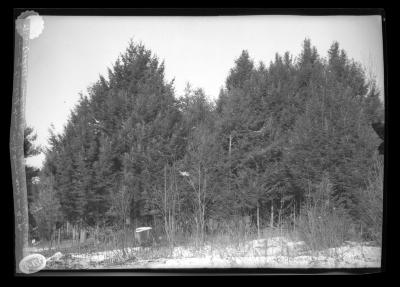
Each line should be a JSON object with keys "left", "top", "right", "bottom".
{"left": 25, "top": 39, "right": 384, "bottom": 252}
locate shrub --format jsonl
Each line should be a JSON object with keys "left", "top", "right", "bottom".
{"left": 297, "top": 174, "right": 354, "bottom": 251}
{"left": 356, "top": 155, "right": 383, "bottom": 244}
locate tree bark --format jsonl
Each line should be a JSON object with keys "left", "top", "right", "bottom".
{"left": 257, "top": 201, "right": 260, "bottom": 239}
{"left": 228, "top": 133, "right": 232, "bottom": 195}
{"left": 270, "top": 202, "right": 274, "bottom": 228}
{"left": 197, "top": 164, "right": 203, "bottom": 243}
{"left": 72, "top": 225, "right": 76, "bottom": 244}
{"left": 279, "top": 197, "right": 283, "bottom": 234}
{"left": 163, "top": 164, "right": 170, "bottom": 244}
{"left": 58, "top": 227, "right": 61, "bottom": 247}
{"left": 66, "top": 221, "right": 70, "bottom": 237}
{"left": 293, "top": 201, "right": 296, "bottom": 233}
{"left": 201, "top": 170, "right": 207, "bottom": 243}
{"left": 11, "top": 18, "right": 30, "bottom": 273}
{"left": 80, "top": 226, "right": 86, "bottom": 244}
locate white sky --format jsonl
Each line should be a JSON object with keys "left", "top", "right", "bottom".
{"left": 24, "top": 15, "right": 384, "bottom": 169}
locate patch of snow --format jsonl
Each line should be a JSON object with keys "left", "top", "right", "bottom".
{"left": 247, "top": 239, "right": 267, "bottom": 249}
{"left": 179, "top": 171, "right": 190, "bottom": 177}
{"left": 26, "top": 246, "right": 48, "bottom": 253}
{"left": 68, "top": 246, "right": 142, "bottom": 263}
{"left": 172, "top": 246, "right": 195, "bottom": 258}
{"left": 42, "top": 236, "right": 381, "bottom": 269}
{"left": 47, "top": 252, "right": 63, "bottom": 262}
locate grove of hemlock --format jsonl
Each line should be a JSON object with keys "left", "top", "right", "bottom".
{"left": 25, "top": 39, "right": 384, "bottom": 267}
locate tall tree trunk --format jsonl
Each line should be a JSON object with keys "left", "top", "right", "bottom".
{"left": 198, "top": 164, "right": 202, "bottom": 243}
{"left": 50, "top": 226, "right": 54, "bottom": 250}
{"left": 73, "top": 225, "right": 78, "bottom": 245}
{"left": 11, "top": 18, "right": 30, "bottom": 272}
{"left": 293, "top": 201, "right": 296, "bottom": 233}
{"left": 279, "top": 197, "right": 283, "bottom": 234}
{"left": 202, "top": 171, "right": 207, "bottom": 243}
{"left": 257, "top": 201, "right": 260, "bottom": 239}
{"left": 77, "top": 223, "right": 81, "bottom": 253}
{"left": 66, "top": 221, "right": 70, "bottom": 238}
{"left": 122, "top": 220, "right": 126, "bottom": 256}
{"left": 80, "top": 226, "right": 86, "bottom": 244}
{"left": 171, "top": 163, "right": 178, "bottom": 246}
{"left": 270, "top": 202, "right": 274, "bottom": 228}
{"left": 58, "top": 228, "right": 61, "bottom": 247}
{"left": 95, "top": 222, "right": 99, "bottom": 243}
{"left": 72, "top": 225, "right": 75, "bottom": 244}
{"left": 163, "top": 164, "right": 170, "bottom": 244}
{"left": 228, "top": 133, "right": 232, "bottom": 195}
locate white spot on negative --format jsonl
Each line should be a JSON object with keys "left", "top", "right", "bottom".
{"left": 26, "top": 15, "right": 44, "bottom": 40}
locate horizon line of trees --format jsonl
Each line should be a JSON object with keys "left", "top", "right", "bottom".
{"left": 26, "top": 38, "right": 384, "bottom": 244}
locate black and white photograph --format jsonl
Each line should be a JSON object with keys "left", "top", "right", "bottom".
{"left": 11, "top": 9, "right": 386, "bottom": 274}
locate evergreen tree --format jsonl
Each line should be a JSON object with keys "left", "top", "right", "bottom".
{"left": 24, "top": 126, "right": 41, "bottom": 240}
{"left": 40, "top": 38, "right": 383, "bottom": 243}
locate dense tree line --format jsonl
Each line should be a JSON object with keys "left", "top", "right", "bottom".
{"left": 30, "top": 39, "right": 383, "bottom": 244}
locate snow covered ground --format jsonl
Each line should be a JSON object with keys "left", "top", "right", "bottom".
{"left": 42, "top": 236, "right": 381, "bottom": 269}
